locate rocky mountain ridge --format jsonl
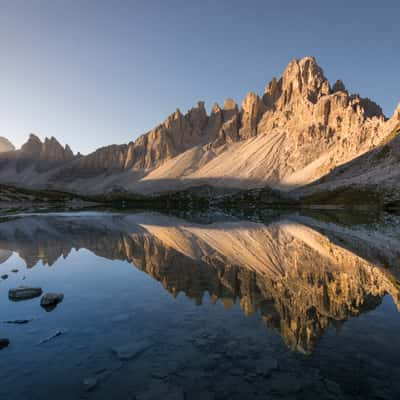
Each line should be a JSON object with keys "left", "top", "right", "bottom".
{"left": 0, "top": 56, "right": 398, "bottom": 199}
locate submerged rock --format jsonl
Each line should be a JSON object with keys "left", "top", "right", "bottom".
{"left": 1, "top": 274, "right": 8, "bottom": 280}
{"left": 38, "top": 330, "right": 64, "bottom": 345}
{"left": 111, "top": 339, "right": 152, "bottom": 361}
{"left": 82, "top": 368, "right": 113, "bottom": 392}
{"left": 0, "top": 338, "right": 10, "bottom": 350}
{"left": 269, "top": 372, "right": 306, "bottom": 394}
{"left": 11, "top": 269, "right": 18, "bottom": 273}
{"left": 136, "top": 381, "right": 184, "bottom": 400}
{"left": 40, "top": 293, "right": 64, "bottom": 311}
{"left": 83, "top": 377, "right": 98, "bottom": 392}
{"left": 254, "top": 358, "right": 278, "bottom": 375}
{"left": 8, "top": 286, "right": 42, "bottom": 301}
{"left": 4, "top": 319, "right": 32, "bottom": 324}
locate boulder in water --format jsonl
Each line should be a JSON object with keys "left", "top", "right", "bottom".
{"left": 8, "top": 286, "right": 42, "bottom": 301}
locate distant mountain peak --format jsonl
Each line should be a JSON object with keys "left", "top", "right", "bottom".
{"left": 21, "top": 133, "right": 42, "bottom": 154}
{"left": 0, "top": 137, "right": 15, "bottom": 153}
{"left": 17, "top": 133, "right": 75, "bottom": 173}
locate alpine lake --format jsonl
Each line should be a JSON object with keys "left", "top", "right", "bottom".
{"left": 1, "top": 209, "right": 400, "bottom": 400}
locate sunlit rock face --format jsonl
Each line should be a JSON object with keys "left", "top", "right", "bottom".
{"left": 0, "top": 56, "right": 398, "bottom": 195}
{"left": 298, "top": 119, "right": 400, "bottom": 199}
{"left": 0, "top": 137, "right": 15, "bottom": 153}
{"left": 0, "top": 213, "right": 399, "bottom": 354}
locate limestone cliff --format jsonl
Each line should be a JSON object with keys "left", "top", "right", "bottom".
{"left": 0, "top": 56, "right": 397, "bottom": 195}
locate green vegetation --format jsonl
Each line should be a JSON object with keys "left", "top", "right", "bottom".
{"left": 1, "top": 182, "right": 399, "bottom": 214}
{"left": 218, "top": 186, "right": 297, "bottom": 210}
{"left": 86, "top": 186, "right": 213, "bottom": 211}
{"left": 298, "top": 208, "right": 383, "bottom": 226}
{"left": 0, "top": 184, "right": 80, "bottom": 202}
{"left": 300, "top": 187, "right": 383, "bottom": 207}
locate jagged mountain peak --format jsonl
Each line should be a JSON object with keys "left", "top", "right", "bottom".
{"left": 332, "top": 79, "right": 346, "bottom": 93}
{"left": 262, "top": 57, "right": 384, "bottom": 121}
{"left": 262, "top": 56, "right": 331, "bottom": 109}
{"left": 21, "top": 133, "right": 43, "bottom": 154}
{"left": 0, "top": 56, "right": 397, "bottom": 197}
{"left": 223, "top": 98, "right": 238, "bottom": 111}
{"left": 280, "top": 56, "right": 330, "bottom": 102}
{"left": 19, "top": 133, "right": 74, "bottom": 165}
{"left": 211, "top": 102, "right": 222, "bottom": 114}
{"left": 44, "top": 136, "right": 60, "bottom": 144}
{"left": 22, "top": 133, "right": 72, "bottom": 151}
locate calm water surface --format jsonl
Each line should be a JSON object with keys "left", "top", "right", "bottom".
{"left": 0, "top": 211, "right": 400, "bottom": 399}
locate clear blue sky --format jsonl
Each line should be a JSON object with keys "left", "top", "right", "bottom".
{"left": 1, "top": 0, "right": 399, "bottom": 154}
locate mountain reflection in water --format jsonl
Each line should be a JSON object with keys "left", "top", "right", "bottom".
{"left": 1, "top": 212, "right": 399, "bottom": 355}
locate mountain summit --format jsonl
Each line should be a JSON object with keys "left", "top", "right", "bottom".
{"left": 0, "top": 57, "right": 398, "bottom": 199}
{"left": 0, "top": 137, "right": 15, "bottom": 153}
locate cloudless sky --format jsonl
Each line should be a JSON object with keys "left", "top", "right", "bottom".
{"left": 1, "top": 0, "right": 399, "bottom": 154}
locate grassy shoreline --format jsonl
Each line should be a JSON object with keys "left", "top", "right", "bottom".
{"left": 1, "top": 183, "right": 399, "bottom": 214}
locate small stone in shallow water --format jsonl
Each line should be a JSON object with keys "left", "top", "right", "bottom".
{"left": 4, "top": 319, "right": 32, "bottom": 324}
{"left": 1, "top": 274, "right": 8, "bottom": 280}
{"left": 11, "top": 269, "right": 18, "bottom": 273}
{"left": 8, "top": 286, "right": 42, "bottom": 301}
{"left": 268, "top": 373, "right": 305, "bottom": 394}
{"left": 82, "top": 368, "right": 113, "bottom": 392}
{"left": 324, "top": 379, "right": 342, "bottom": 395}
{"left": 37, "top": 330, "right": 64, "bottom": 345}
{"left": 254, "top": 358, "right": 278, "bottom": 375}
{"left": 83, "top": 377, "right": 97, "bottom": 392}
{"left": 0, "top": 338, "right": 10, "bottom": 349}
{"left": 40, "top": 293, "right": 64, "bottom": 311}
